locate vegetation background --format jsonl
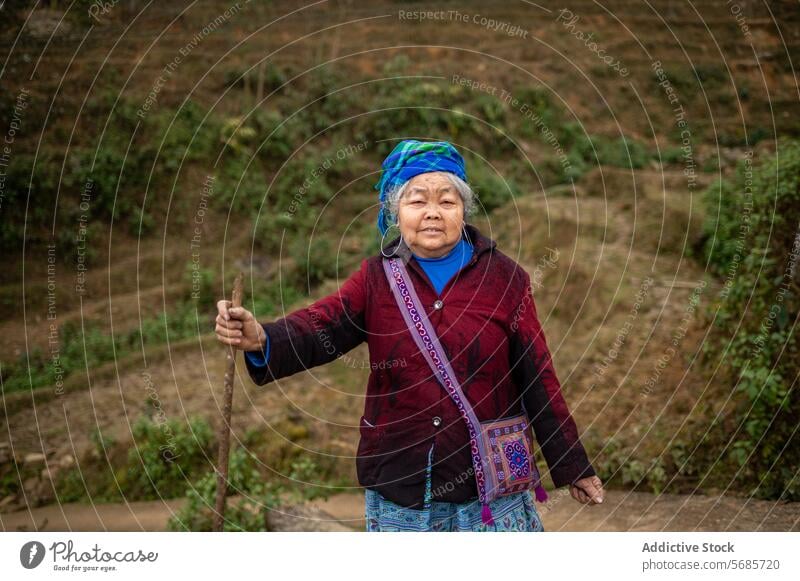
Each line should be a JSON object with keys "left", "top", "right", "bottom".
{"left": 0, "top": 0, "right": 798, "bottom": 531}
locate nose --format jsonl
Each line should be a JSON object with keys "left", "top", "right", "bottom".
{"left": 423, "top": 205, "right": 442, "bottom": 219}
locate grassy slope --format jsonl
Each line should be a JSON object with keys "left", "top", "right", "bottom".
{"left": 1, "top": 0, "right": 798, "bottom": 503}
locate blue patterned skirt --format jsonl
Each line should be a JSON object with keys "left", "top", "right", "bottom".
{"left": 365, "top": 442, "right": 545, "bottom": 532}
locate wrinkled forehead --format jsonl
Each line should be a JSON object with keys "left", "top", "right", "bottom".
{"left": 405, "top": 172, "right": 456, "bottom": 193}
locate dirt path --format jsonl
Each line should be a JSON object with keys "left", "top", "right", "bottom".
{"left": 3, "top": 489, "right": 798, "bottom": 532}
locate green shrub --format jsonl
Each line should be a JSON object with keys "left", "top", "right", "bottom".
{"left": 252, "top": 109, "right": 295, "bottom": 159}
{"left": 0, "top": 153, "right": 61, "bottom": 251}
{"left": 126, "top": 99, "right": 221, "bottom": 183}
{"left": 584, "top": 433, "right": 672, "bottom": 494}
{"left": 0, "top": 298, "right": 202, "bottom": 394}
{"left": 381, "top": 54, "right": 411, "bottom": 76}
{"left": 213, "top": 152, "right": 267, "bottom": 214}
{"left": 290, "top": 237, "right": 339, "bottom": 288}
{"left": 662, "top": 146, "right": 685, "bottom": 165}
{"left": 184, "top": 262, "right": 216, "bottom": 310}
{"left": 469, "top": 160, "right": 521, "bottom": 213}
{"left": 514, "top": 86, "right": 558, "bottom": 138}
{"left": 128, "top": 204, "right": 156, "bottom": 236}
{"left": 697, "top": 139, "right": 800, "bottom": 500}
{"left": 166, "top": 448, "right": 331, "bottom": 531}
{"left": 223, "top": 63, "right": 287, "bottom": 93}
{"left": 55, "top": 415, "right": 215, "bottom": 503}
{"left": 124, "top": 415, "right": 215, "bottom": 500}
{"left": 601, "top": 135, "right": 650, "bottom": 169}
{"left": 560, "top": 125, "right": 650, "bottom": 172}
{"left": 474, "top": 93, "right": 506, "bottom": 126}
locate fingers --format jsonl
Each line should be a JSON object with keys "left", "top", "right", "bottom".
{"left": 215, "top": 307, "right": 244, "bottom": 345}
{"left": 216, "top": 303, "right": 252, "bottom": 322}
{"left": 571, "top": 486, "right": 589, "bottom": 503}
{"left": 215, "top": 314, "right": 242, "bottom": 329}
{"left": 215, "top": 324, "right": 247, "bottom": 347}
{"left": 215, "top": 300, "right": 252, "bottom": 348}
{"left": 571, "top": 476, "right": 605, "bottom": 505}
{"left": 581, "top": 482, "right": 602, "bottom": 502}
{"left": 228, "top": 306, "right": 253, "bottom": 321}
{"left": 216, "top": 334, "right": 241, "bottom": 347}
{"left": 590, "top": 476, "right": 605, "bottom": 503}
{"left": 216, "top": 299, "right": 231, "bottom": 321}
{"left": 582, "top": 476, "right": 604, "bottom": 503}
{"left": 215, "top": 322, "right": 243, "bottom": 340}
{"left": 571, "top": 485, "right": 591, "bottom": 504}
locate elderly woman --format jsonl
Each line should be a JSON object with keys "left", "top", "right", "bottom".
{"left": 215, "top": 140, "right": 604, "bottom": 532}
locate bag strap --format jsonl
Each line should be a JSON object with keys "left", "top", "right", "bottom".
{"left": 382, "top": 256, "right": 494, "bottom": 510}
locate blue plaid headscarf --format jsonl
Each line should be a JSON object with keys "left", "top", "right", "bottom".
{"left": 373, "top": 140, "right": 467, "bottom": 235}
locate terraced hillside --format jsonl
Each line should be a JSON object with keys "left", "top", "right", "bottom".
{"left": 1, "top": 0, "right": 798, "bottom": 529}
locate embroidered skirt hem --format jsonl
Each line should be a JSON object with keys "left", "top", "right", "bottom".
{"left": 364, "top": 441, "right": 545, "bottom": 532}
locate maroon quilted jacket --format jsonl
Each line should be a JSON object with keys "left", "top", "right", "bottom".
{"left": 244, "top": 223, "right": 596, "bottom": 508}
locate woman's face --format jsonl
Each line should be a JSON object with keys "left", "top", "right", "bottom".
{"left": 397, "top": 172, "right": 465, "bottom": 259}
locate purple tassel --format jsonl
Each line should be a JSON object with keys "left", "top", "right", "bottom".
{"left": 534, "top": 484, "right": 549, "bottom": 503}
{"left": 481, "top": 503, "right": 495, "bottom": 525}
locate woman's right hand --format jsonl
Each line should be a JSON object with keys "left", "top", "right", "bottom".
{"left": 215, "top": 300, "right": 266, "bottom": 352}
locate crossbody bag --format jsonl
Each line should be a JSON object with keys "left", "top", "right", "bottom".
{"left": 382, "top": 256, "right": 548, "bottom": 525}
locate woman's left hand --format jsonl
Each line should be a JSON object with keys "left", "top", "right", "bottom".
{"left": 569, "top": 475, "right": 605, "bottom": 505}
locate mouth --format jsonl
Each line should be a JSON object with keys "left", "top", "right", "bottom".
{"left": 420, "top": 228, "right": 443, "bottom": 234}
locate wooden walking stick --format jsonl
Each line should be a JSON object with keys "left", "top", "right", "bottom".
{"left": 213, "top": 271, "right": 244, "bottom": 531}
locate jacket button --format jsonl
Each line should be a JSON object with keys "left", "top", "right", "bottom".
{"left": 432, "top": 416, "right": 442, "bottom": 427}
{"left": 433, "top": 300, "right": 443, "bottom": 310}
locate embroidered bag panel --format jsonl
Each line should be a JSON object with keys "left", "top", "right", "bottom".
{"left": 480, "top": 414, "right": 541, "bottom": 496}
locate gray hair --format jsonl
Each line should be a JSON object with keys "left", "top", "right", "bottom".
{"left": 382, "top": 172, "right": 478, "bottom": 228}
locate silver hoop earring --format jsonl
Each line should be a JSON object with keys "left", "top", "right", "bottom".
{"left": 380, "top": 222, "right": 401, "bottom": 258}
